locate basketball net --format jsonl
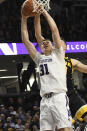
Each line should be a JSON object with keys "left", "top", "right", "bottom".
{"left": 33, "top": 0, "right": 50, "bottom": 13}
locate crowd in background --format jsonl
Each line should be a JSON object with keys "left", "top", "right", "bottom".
{"left": 0, "top": 0, "right": 87, "bottom": 42}
{"left": 0, "top": 96, "right": 40, "bottom": 131}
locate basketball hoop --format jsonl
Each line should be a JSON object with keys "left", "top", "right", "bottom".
{"left": 21, "top": 0, "right": 50, "bottom": 17}
{"left": 33, "top": 0, "right": 51, "bottom": 13}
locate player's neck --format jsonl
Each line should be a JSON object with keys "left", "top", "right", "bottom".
{"left": 44, "top": 49, "right": 52, "bottom": 56}
{"left": 45, "top": 52, "right": 51, "bottom": 56}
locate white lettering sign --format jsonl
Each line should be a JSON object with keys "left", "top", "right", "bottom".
{"left": 0, "top": 43, "right": 17, "bottom": 55}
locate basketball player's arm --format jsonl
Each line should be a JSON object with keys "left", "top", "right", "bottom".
{"left": 72, "top": 59, "right": 87, "bottom": 73}
{"left": 21, "top": 15, "right": 38, "bottom": 60}
{"left": 34, "top": 15, "right": 44, "bottom": 45}
{"left": 42, "top": 9, "right": 61, "bottom": 49}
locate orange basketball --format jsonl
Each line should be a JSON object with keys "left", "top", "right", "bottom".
{"left": 21, "top": 0, "right": 37, "bottom": 17}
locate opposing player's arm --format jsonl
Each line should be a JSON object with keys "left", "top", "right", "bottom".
{"left": 34, "top": 15, "right": 44, "bottom": 46}
{"left": 21, "top": 15, "right": 38, "bottom": 60}
{"left": 72, "top": 59, "right": 87, "bottom": 73}
{"left": 42, "top": 9, "right": 61, "bottom": 49}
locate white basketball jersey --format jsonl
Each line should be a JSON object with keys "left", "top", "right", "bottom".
{"left": 34, "top": 47, "right": 67, "bottom": 97}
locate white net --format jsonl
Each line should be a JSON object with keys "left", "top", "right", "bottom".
{"left": 33, "top": 0, "right": 50, "bottom": 13}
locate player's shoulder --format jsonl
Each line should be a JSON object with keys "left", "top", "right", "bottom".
{"left": 65, "top": 56, "right": 71, "bottom": 61}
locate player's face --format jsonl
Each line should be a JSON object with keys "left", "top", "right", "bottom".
{"left": 41, "top": 40, "right": 53, "bottom": 54}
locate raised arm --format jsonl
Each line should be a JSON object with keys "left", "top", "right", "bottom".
{"left": 72, "top": 59, "right": 87, "bottom": 73}
{"left": 41, "top": 9, "right": 61, "bottom": 49}
{"left": 21, "top": 15, "right": 38, "bottom": 60}
{"left": 34, "top": 14, "right": 44, "bottom": 46}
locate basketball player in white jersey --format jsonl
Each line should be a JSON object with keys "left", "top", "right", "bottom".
{"left": 21, "top": 7, "right": 73, "bottom": 131}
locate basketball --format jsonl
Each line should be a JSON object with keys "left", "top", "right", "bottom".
{"left": 21, "top": 0, "right": 37, "bottom": 17}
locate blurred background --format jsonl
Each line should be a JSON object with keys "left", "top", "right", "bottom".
{"left": 0, "top": 0, "right": 87, "bottom": 130}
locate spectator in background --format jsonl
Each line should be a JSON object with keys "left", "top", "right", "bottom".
{"left": 7, "top": 98, "right": 16, "bottom": 109}
{"left": 24, "top": 122, "right": 31, "bottom": 131}
{"left": 0, "top": 105, "right": 8, "bottom": 118}
{"left": 32, "top": 125, "right": 39, "bottom": 131}
{"left": 14, "top": 113, "right": 20, "bottom": 124}
{"left": 31, "top": 114, "right": 39, "bottom": 129}
{"left": 8, "top": 128, "right": 14, "bottom": 131}
{"left": 16, "top": 97, "right": 24, "bottom": 110}
{"left": 0, "top": 120, "right": 4, "bottom": 131}
{"left": 15, "top": 118, "right": 24, "bottom": 131}
{"left": 15, "top": 128, "right": 20, "bottom": 131}
{"left": 25, "top": 112, "right": 32, "bottom": 125}
{"left": 31, "top": 104, "right": 39, "bottom": 116}
{"left": 8, "top": 106, "right": 16, "bottom": 116}
{"left": 0, "top": 114, "right": 6, "bottom": 125}
{"left": 4, "top": 117, "right": 15, "bottom": 130}
{"left": 17, "top": 107, "right": 26, "bottom": 123}
{"left": 30, "top": 113, "right": 39, "bottom": 130}
{"left": 4, "top": 121, "right": 14, "bottom": 131}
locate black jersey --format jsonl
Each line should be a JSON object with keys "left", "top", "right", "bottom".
{"left": 65, "top": 57, "right": 74, "bottom": 95}
{"left": 65, "top": 57, "right": 86, "bottom": 117}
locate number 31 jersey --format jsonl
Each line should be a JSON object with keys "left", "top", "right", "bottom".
{"left": 34, "top": 47, "right": 67, "bottom": 97}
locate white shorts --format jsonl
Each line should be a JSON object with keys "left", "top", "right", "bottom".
{"left": 40, "top": 92, "right": 72, "bottom": 131}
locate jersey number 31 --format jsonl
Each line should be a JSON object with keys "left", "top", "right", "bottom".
{"left": 40, "top": 64, "right": 49, "bottom": 76}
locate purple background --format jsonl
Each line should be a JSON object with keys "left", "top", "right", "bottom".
{"left": 0, "top": 42, "right": 87, "bottom": 55}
